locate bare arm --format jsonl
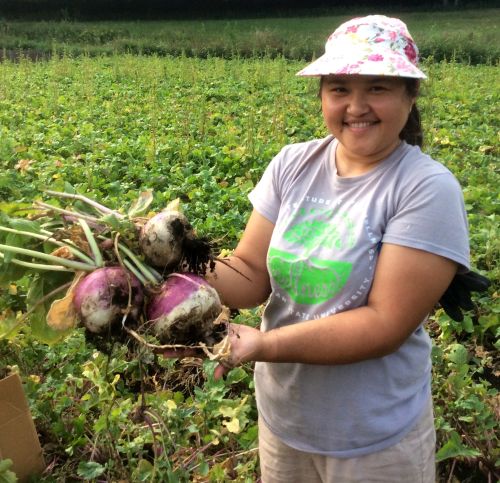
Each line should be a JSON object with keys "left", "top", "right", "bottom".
{"left": 223, "top": 243, "right": 458, "bottom": 367}
{"left": 207, "top": 209, "right": 274, "bottom": 309}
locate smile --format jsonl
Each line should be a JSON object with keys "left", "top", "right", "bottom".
{"left": 345, "top": 121, "right": 378, "bottom": 128}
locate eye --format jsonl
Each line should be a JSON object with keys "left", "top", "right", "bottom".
{"left": 370, "top": 85, "right": 388, "bottom": 92}
{"left": 329, "top": 86, "right": 348, "bottom": 94}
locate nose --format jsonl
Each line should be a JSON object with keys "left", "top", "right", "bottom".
{"left": 346, "top": 91, "right": 370, "bottom": 116}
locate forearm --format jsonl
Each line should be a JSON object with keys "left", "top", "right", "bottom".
{"left": 206, "top": 255, "right": 271, "bottom": 309}
{"left": 248, "top": 245, "right": 456, "bottom": 366}
{"left": 256, "top": 306, "right": 404, "bottom": 365}
{"left": 217, "top": 245, "right": 456, "bottom": 370}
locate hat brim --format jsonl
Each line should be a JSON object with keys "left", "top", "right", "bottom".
{"left": 297, "top": 51, "right": 427, "bottom": 79}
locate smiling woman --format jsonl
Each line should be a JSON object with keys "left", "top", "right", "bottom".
{"left": 165, "top": 14, "right": 474, "bottom": 483}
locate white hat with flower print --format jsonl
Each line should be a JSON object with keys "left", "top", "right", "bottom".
{"left": 297, "top": 15, "right": 426, "bottom": 79}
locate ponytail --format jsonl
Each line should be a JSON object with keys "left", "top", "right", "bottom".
{"left": 400, "top": 78, "right": 424, "bottom": 147}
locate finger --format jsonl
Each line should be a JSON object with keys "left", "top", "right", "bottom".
{"left": 439, "top": 299, "right": 464, "bottom": 322}
{"left": 213, "top": 363, "right": 230, "bottom": 380}
{"left": 460, "top": 271, "right": 491, "bottom": 292}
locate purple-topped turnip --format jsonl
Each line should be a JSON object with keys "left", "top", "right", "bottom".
{"left": 146, "top": 273, "right": 223, "bottom": 345}
{"left": 73, "top": 266, "right": 144, "bottom": 334}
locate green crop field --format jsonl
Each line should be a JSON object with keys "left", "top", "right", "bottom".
{"left": 0, "top": 10, "right": 499, "bottom": 482}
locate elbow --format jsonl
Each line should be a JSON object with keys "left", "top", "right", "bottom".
{"left": 378, "top": 323, "right": 424, "bottom": 358}
{"left": 233, "top": 276, "right": 271, "bottom": 309}
{"left": 379, "top": 336, "right": 406, "bottom": 357}
{"left": 366, "top": 310, "right": 418, "bottom": 358}
{"left": 210, "top": 257, "right": 271, "bottom": 309}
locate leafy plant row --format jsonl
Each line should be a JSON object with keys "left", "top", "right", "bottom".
{"left": 0, "top": 55, "right": 498, "bottom": 481}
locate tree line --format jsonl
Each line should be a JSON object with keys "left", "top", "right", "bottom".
{"left": 0, "top": 0, "right": 496, "bottom": 20}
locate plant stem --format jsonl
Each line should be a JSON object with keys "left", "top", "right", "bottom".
{"left": 0, "top": 225, "right": 95, "bottom": 265}
{"left": 0, "top": 252, "right": 72, "bottom": 271}
{"left": 34, "top": 201, "right": 100, "bottom": 223}
{"left": 122, "top": 259, "right": 148, "bottom": 285}
{"left": 78, "top": 219, "right": 104, "bottom": 267}
{"left": 44, "top": 190, "right": 123, "bottom": 218}
{"left": 0, "top": 244, "right": 96, "bottom": 271}
{"left": 114, "top": 241, "right": 161, "bottom": 284}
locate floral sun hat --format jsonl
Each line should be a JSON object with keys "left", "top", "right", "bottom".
{"left": 297, "top": 15, "right": 426, "bottom": 79}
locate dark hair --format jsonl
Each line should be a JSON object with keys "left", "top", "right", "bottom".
{"left": 400, "top": 78, "right": 423, "bottom": 147}
{"left": 318, "top": 77, "right": 424, "bottom": 147}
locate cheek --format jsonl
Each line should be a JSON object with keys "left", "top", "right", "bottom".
{"left": 321, "top": 99, "right": 341, "bottom": 123}
{"left": 383, "top": 98, "right": 413, "bottom": 127}
{"left": 322, "top": 109, "right": 341, "bottom": 134}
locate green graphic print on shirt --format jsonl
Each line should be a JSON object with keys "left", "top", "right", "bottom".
{"left": 268, "top": 208, "right": 355, "bottom": 305}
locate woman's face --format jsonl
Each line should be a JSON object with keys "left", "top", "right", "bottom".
{"left": 321, "top": 75, "right": 415, "bottom": 175}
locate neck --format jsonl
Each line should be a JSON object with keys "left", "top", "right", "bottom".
{"left": 334, "top": 141, "right": 401, "bottom": 177}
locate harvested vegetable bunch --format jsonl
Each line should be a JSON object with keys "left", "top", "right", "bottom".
{"left": 0, "top": 189, "right": 230, "bottom": 359}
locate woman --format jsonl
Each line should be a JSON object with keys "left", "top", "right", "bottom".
{"left": 178, "top": 15, "right": 470, "bottom": 482}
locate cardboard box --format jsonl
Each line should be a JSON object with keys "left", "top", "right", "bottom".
{"left": 0, "top": 373, "right": 45, "bottom": 482}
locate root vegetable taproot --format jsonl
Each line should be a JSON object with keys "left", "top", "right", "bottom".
{"left": 73, "top": 266, "right": 144, "bottom": 334}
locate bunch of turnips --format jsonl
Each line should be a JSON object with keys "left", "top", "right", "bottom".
{"left": 0, "top": 190, "right": 229, "bottom": 356}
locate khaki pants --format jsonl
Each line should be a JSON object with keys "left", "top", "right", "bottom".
{"left": 258, "top": 398, "right": 436, "bottom": 483}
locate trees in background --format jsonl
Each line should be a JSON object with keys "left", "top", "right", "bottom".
{"left": 0, "top": 0, "right": 495, "bottom": 20}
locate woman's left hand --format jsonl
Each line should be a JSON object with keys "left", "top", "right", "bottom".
{"left": 214, "top": 322, "right": 266, "bottom": 380}
{"left": 156, "top": 322, "right": 267, "bottom": 380}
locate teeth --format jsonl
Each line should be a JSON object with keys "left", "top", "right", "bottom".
{"left": 348, "top": 122, "right": 372, "bottom": 128}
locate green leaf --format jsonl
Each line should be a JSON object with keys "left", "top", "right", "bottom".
{"left": 77, "top": 461, "right": 105, "bottom": 479}
{"left": 7, "top": 218, "right": 41, "bottom": 234}
{"left": 0, "top": 458, "right": 17, "bottom": 483}
{"left": 435, "top": 431, "right": 482, "bottom": 462}
{"left": 133, "top": 459, "right": 154, "bottom": 481}
{"left": 3, "top": 233, "right": 26, "bottom": 263}
{"left": 0, "top": 311, "right": 21, "bottom": 340}
{"left": 225, "top": 366, "right": 248, "bottom": 385}
{"left": 461, "top": 315, "right": 474, "bottom": 333}
{"left": 446, "top": 343, "right": 469, "bottom": 366}
{"left": 24, "top": 272, "right": 74, "bottom": 343}
{"left": 0, "top": 202, "right": 36, "bottom": 217}
{"left": 127, "top": 190, "right": 154, "bottom": 218}
{"left": 0, "top": 261, "right": 27, "bottom": 285}
{"left": 29, "top": 305, "right": 71, "bottom": 344}
{"left": 478, "top": 314, "right": 500, "bottom": 333}
{"left": 198, "top": 459, "right": 209, "bottom": 476}
{"left": 100, "top": 213, "right": 124, "bottom": 231}
{"left": 64, "top": 182, "right": 77, "bottom": 194}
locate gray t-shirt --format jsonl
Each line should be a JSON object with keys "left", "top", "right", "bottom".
{"left": 248, "top": 135, "right": 469, "bottom": 457}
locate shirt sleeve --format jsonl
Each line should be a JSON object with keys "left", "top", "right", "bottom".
{"left": 383, "top": 171, "right": 470, "bottom": 270}
{"left": 248, "top": 149, "right": 284, "bottom": 224}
